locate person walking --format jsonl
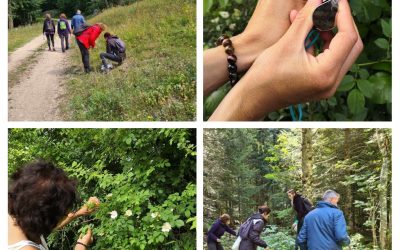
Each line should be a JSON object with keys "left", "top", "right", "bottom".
{"left": 75, "top": 23, "right": 106, "bottom": 73}
{"left": 207, "top": 214, "right": 237, "bottom": 250}
{"left": 57, "top": 14, "right": 72, "bottom": 53}
{"left": 297, "top": 190, "right": 351, "bottom": 250}
{"left": 100, "top": 32, "right": 126, "bottom": 72}
{"left": 238, "top": 205, "right": 271, "bottom": 250}
{"left": 287, "top": 189, "right": 313, "bottom": 250}
{"left": 43, "top": 14, "right": 56, "bottom": 51}
{"left": 71, "top": 10, "right": 86, "bottom": 32}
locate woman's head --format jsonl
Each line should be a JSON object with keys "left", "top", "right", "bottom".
{"left": 8, "top": 161, "right": 78, "bottom": 242}
{"left": 220, "top": 214, "right": 231, "bottom": 225}
{"left": 60, "top": 13, "right": 67, "bottom": 19}
{"left": 45, "top": 13, "right": 51, "bottom": 20}
{"left": 258, "top": 205, "right": 271, "bottom": 220}
{"left": 104, "top": 32, "right": 111, "bottom": 39}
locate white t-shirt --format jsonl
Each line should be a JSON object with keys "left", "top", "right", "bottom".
{"left": 8, "top": 236, "right": 49, "bottom": 250}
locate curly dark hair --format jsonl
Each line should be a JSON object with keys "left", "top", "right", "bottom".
{"left": 8, "top": 161, "right": 78, "bottom": 242}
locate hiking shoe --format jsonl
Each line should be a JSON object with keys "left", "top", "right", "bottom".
{"left": 101, "top": 65, "right": 106, "bottom": 72}
{"left": 53, "top": 48, "right": 56, "bottom": 51}
{"left": 106, "top": 64, "right": 113, "bottom": 69}
{"left": 48, "top": 48, "right": 52, "bottom": 51}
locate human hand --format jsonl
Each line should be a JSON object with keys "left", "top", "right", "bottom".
{"left": 204, "top": 0, "right": 306, "bottom": 96}
{"left": 75, "top": 197, "right": 100, "bottom": 217}
{"left": 292, "top": 223, "right": 298, "bottom": 231}
{"left": 77, "top": 228, "right": 93, "bottom": 246}
{"left": 209, "top": 0, "right": 363, "bottom": 121}
{"left": 216, "top": 238, "right": 221, "bottom": 243}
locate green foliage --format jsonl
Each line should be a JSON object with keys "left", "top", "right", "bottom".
{"left": 8, "top": 128, "right": 196, "bottom": 249}
{"left": 204, "top": 128, "right": 392, "bottom": 249}
{"left": 203, "top": 0, "right": 392, "bottom": 121}
{"left": 65, "top": 0, "right": 196, "bottom": 121}
{"left": 9, "top": 0, "right": 44, "bottom": 27}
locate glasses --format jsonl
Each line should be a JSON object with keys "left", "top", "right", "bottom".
{"left": 312, "top": 0, "right": 339, "bottom": 31}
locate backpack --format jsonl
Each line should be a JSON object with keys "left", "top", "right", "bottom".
{"left": 238, "top": 217, "right": 263, "bottom": 239}
{"left": 59, "top": 20, "right": 67, "bottom": 30}
{"left": 45, "top": 20, "right": 54, "bottom": 32}
{"left": 301, "top": 195, "right": 314, "bottom": 214}
{"left": 114, "top": 38, "right": 126, "bottom": 53}
{"left": 73, "top": 23, "right": 90, "bottom": 36}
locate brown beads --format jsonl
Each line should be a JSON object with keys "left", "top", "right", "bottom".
{"left": 216, "top": 34, "right": 239, "bottom": 87}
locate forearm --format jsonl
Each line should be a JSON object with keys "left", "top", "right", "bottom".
{"left": 55, "top": 213, "right": 77, "bottom": 230}
{"left": 204, "top": 34, "right": 261, "bottom": 96}
{"left": 75, "top": 244, "right": 86, "bottom": 250}
{"left": 203, "top": 0, "right": 306, "bottom": 97}
{"left": 209, "top": 71, "right": 284, "bottom": 121}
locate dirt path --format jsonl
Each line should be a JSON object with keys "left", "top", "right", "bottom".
{"left": 8, "top": 35, "right": 46, "bottom": 72}
{"left": 9, "top": 35, "right": 71, "bottom": 121}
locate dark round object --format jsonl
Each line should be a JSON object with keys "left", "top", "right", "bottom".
{"left": 222, "top": 38, "right": 232, "bottom": 47}
{"left": 216, "top": 34, "right": 229, "bottom": 46}
{"left": 228, "top": 63, "right": 237, "bottom": 72}
{"left": 225, "top": 46, "right": 234, "bottom": 55}
{"left": 227, "top": 55, "right": 237, "bottom": 64}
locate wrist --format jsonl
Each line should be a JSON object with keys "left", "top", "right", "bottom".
{"left": 231, "top": 34, "right": 264, "bottom": 73}
{"left": 76, "top": 241, "right": 88, "bottom": 250}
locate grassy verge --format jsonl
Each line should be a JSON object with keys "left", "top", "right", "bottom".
{"left": 64, "top": 0, "right": 196, "bottom": 121}
{"left": 8, "top": 23, "right": 42, "bottom": 52}
{"left": 8, "top": 46, "right": 44, "bottom": 88}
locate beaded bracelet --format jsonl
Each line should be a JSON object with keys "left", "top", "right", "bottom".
{"left": 216, "top": 35, "right": 239, "bottom": 87}
{"left": 76, "top": 242, "right": 88, "bottom": 249}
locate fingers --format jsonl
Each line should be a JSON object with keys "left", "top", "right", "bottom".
{"left": 332, "top": 21, "right": 363, "bottom": 88}
{"left": 286, "top": 0, "right": 322, "bottom": 44}
{"left": 316, "top": 0, "right": 358, "bottom": 70}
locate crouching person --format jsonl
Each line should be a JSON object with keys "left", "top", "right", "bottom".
{"left": 297, "top": 190, "right": 351, "bottom": 250}
{"left": 100, "top": 32, "right": 126, "bottom": 72}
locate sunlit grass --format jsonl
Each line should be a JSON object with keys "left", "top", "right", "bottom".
{"left": 8, "top": 23, "right": 43, "bottom": 52}
{"left": 65, "top": 0, "right": 196, "bottom": 121}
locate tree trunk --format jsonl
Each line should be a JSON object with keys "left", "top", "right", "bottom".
{"left": 8, "top": 2, "right": 14, "bottom": 29}
{"left": 376, "top": 129, "right": 390, "bottom": 250}
{"left": 344, "top": 129, "right": 354, "bottom": 232}
{"left": 301, "top": 129, "right": 313, "bottom": 197}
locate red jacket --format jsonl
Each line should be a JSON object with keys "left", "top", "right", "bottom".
{"left": 76, "top": 24, "right": 103, "bottom": 49}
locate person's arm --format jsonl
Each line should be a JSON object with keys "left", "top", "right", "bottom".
{"left": 75, "top": 228, "right": 93, "bottom": 250}
{"left": 222, "top": 224, "right": 237, "bottom": 236}
{"left": 209, "top": 0, "right": 363, "bottom": 121}
{"left": 204, "top": 0, "right": 306, "bottom": 97}
{"left": 71, "top": 18, "right": 75, "bottom": 31}
{"left": 56, "top": 21, "right": 60, "bottom": 35}
{"left": 297, "top": 218, "right": 308, "bottom": 250}
{"left": 248, "top": 221, "right": 268, "bottom": 248}
{"left": 55, "top": 197, "right": 100, "bottom": 230}
{"left": 207, "top": 222, "right": 220, "bottom": 242}
{"left": 43, "top": 21, "right": 46, "bottom": 34}
{"left": 334, "top": 211, "right": 351, "bottom": 246}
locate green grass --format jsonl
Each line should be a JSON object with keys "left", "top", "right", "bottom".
{"left": 65, "top": 0, "right": 196, "bottom": 121}
{"left": 8, "top": 23, "right": 42, "bottom": 52}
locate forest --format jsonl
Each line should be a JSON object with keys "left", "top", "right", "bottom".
{"left": 204, "top": 128, "right": 391, "bottom": 249}
{"left": 8, "top": 128, "right": 196, "bottom": 249}
{"left": 8, "top": 0, "right": 140, "bottom": 28}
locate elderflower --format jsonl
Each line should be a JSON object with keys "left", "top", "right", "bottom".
{"left": 151, "top": 212, "right": 159, "bottom": 219}
{"left": 125, "top": 209, "right": 133, "bottom": 217}
{"left": 110, "top": 210, "right": 118, "bottom": 219}
{"left": 161, "top": 222, "right": 172, "bottom": 232}
{"left": 219, "top": 11, "right": 229, "bottom": 19}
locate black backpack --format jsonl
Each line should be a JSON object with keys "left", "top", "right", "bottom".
{"left": 301, "top": 195, "right": 314, "bottom": 213}
{"left": 73, "top": 23, "right": 90, "bottom": 36}
{"left": 44, "top": 20, "right": 54, "bottom": 32}
{"left": 238, "top": 216, "right": 263, "bottom": 239}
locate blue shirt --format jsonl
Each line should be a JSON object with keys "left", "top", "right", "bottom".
{"left": 71, "top": 14, "right": 85, "bottom": 31}
{"left": 297, "top": 201, "right": 350, "bottom": 250}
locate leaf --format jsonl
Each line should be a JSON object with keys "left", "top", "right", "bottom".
{"left": 337, "top": 75, "right": 355, "bottom": 92}
{"left": 368, "top": 73, "right": 391, "bottom": 104}
{"left": 219, "top": 0, "right": 229, "bottom": 7}
{"left": 371, "top": 62, "right": 391, "bottom": 73}
{"left": 358, "top": 69, "right": 369, "bottom": 80}
{"left": 347, "top": 89, "right": 365, "bottom": 115}
{"left": 176, "top": 219, "right": 185, "bottom": 228}
{"left": 204, "top": 0, "right": 213, "bottom": 13}
{"left": 374, "top": 38, "right": 389, "bottom": 49}
{"left": 357, "top": 79, "right": 374, "bottom": 99}
{"left": 381, "top": 19, "right": 391, "bottom": 38}
{"left": 327, "top": 96, "right": 337, "bottom": 107}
